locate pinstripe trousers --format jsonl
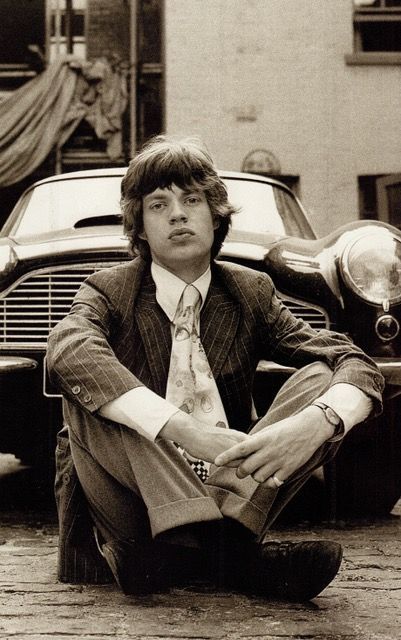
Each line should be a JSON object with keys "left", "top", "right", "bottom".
{"left": 68, "top": 361, "right": 340, "bottom": 545}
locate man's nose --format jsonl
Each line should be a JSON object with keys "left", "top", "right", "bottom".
{"left": 169, "top": 200, "right": 187, "bottom": 223}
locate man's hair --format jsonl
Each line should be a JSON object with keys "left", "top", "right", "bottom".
{"left": 121, "top": 135, "right": 238, "bottom": 259}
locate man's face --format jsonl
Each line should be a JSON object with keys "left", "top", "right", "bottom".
{"left": 140, "top": 183, "right": 218, "bottom": 279}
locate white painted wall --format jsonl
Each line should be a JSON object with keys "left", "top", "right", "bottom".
{"left": 164, "top": 0, "right": 401, "bottom": 235}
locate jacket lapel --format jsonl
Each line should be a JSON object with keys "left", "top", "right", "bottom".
{"left": 201, "top": 276, "right": 240, "bottom": 380}
{"left": 135, "top": 270, "right": 172, "bottom": 396}
{"left": 134, "top": 262, "right": 241, "bottom": 391}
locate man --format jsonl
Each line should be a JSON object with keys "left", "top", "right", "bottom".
{"left": 47, "top": 135, "right": 384, "bottom": 601}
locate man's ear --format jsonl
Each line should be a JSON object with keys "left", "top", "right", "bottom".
{"left": 213, "top": 216, "right": 220, "bottom": 230}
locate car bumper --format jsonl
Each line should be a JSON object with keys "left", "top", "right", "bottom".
{"left": 257, "top": 359, "right": 401, "bottom": 385}
{"left": 1, "top": 355, "right": 400, "bottom": 382}
{"left": 373, "top": 358, "right": 401, "bottom": 385}
{"left": 0, "top": 356, "right": 38, "bottom": 372}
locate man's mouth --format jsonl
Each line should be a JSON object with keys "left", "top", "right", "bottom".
{"left": 168, "top": 228, "right": 195, "bottom": 240}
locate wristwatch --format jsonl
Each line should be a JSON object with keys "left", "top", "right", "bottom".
{"left": 311, "top": 401, "right": 345, "bottom": 443}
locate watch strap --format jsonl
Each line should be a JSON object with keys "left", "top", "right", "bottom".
{"left": 311, "top": 401, "right": 345, "bottom": 443}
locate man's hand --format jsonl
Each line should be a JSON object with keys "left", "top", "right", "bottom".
{"left": 214, "top": 405, "right": 335, "bottom": 487}
{"left": 160, "top": 411, "right": 249, "bottom": 463}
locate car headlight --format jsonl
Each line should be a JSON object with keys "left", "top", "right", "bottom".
{"left": 340, "top": 231, "right": 401, "bottom": 306}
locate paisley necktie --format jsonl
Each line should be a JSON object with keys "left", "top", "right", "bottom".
{"left": 166, "top": 284, "right": 228, "bottom": 481}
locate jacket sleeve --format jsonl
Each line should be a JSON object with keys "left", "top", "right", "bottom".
{"left": 256, "top": 273, "right": 385, "bottom": 416}
{"left": 46, "top": 278, "right": 142, "bottom": 415}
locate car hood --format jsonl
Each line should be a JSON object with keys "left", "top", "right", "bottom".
{"left": 0, "top": 229, "right": 130, "bottom": 291}
{"left": 3, "top": 220, "right": 397, "bottom": 300}
{"left": 0, "top": 226, "right": 282, "bottom": 291}
{"left": 2, "top": 224, "right": 285, "bottom": 261}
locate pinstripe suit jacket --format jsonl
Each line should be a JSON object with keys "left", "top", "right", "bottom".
{"left": 47, "top": 256, "right": 384, "bottom": 433}
{"left": 48, "top": 256, "right": 384, "bottom": 582}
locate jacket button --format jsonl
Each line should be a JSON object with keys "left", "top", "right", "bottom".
{"left": 71, "top": 385, "right": 81, "bottom": 395}
{"left": 83, "top": 394, "right": 92, "bottom": 403}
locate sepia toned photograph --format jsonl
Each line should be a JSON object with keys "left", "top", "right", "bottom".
{"left": 0, "top": 1, "right": 400, "bottom": 638}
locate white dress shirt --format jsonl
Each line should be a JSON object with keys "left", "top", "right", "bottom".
{"left": 99, "top": 263, "right": 211, "bottom": 440}
{"left": 99, "top": 263, "right": 372, "bottom": 440}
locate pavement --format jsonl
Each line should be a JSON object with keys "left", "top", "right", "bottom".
{"left": 0, "top": 455, "right": 400, "bottom": 640}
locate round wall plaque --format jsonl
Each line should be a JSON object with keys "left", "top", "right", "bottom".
{"left": 242, "top": 149, "right": 281, "bottom": 175}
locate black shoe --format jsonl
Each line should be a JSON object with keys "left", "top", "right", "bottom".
{"left": 156, "top": 521, "right": 222, "bottom": 589}
{"left": 100, "top": 539, "right": 168, "bottom": 595}
{"left": 237, "top": 540, "right": 343, "bottom": 601}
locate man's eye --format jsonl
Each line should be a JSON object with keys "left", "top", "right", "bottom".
{"left": 150, "top": 202, "right": 165, "bottom": 211}
{"left": 186, "top": 195, "right": 201, "bottom": 205}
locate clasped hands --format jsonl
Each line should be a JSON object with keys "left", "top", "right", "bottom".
{"left": 179, "top": 405, "right": 333, "bottom": 487}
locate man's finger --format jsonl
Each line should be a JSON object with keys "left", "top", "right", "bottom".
{"left": 214, "top": 441, "right": 253, "bottom": 466}
{"left": 235, "top": 450, "right": 275, "bottom": 480}
{"left": 215, "top": 457, "right": 245, "bottom": 468}
{"left": 265, "top": 474, "right": 285, "bottom": 488}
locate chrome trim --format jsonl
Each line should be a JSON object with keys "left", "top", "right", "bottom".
{"left": 42, "top": 355, "right": 60, "bottom": 398}
{"left": 257, "top": 360, "right": 296, "bottom": 375}
{"left": 0, "top": 262, "right": 124, "bottom": 347}
{"left": 375, "top": 314, "right": 400, "bottom": 342}
{"left": 0, "top": 356, "right": 37, "bottom": 372}
{"left": 339, "top": 229, "right": 401, "bottom": 306}
{"left": 374, "top": 359, "right": 401, "bottom": 385}
{"left": 275, "top": 291, "right": 330, "bottom": 330}
{"left": 257, "top": 358, "right": 401, "bottom": 386}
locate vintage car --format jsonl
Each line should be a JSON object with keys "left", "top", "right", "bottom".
{"left": 1, "top": 168, "right": 401, "bottom": 519}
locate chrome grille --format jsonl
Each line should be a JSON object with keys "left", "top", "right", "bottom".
{"left": 0, "top": 263, "right": 124, "bottom": 347}
{"left": 0, "top": 266, "right": 329, "bottom": 347}
{"left": 278, "top": 293, "right": 329, "bottom": 330}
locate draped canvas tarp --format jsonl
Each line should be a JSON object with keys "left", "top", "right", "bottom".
{"left": 0, "top": 56, "right": 128, "bottom": 187}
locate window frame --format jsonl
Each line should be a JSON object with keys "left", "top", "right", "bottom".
{"left": 46, "top": 0, "right": 87, "bottom": 62}
{"left": 135, "top": 0, "right": 165, "bottom": 149}
{"left": 358, "top": 173, "right": 401, "bottom": 229}
{"left": 346, "top": 0, "right": 401, "bottom": 65}
{"left": 377, "top": 173, "right": 401, "bottom": 228}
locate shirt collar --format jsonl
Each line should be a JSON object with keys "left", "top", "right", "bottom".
{"left": 151, "top": 262, "right": 211, "bottom": 321}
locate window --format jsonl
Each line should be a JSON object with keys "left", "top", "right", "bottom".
{"left": 136, "top": 0, "right": 164, "bottom": 147}
{"left": 48, "top": 0, "right": 87, "bottom": 61}
{"left": 0, "top": 0, "right": 45, "bottom": 92}
{"left": 358, "top": 175, "right": 384, "bottom": 220}
{"left": 358, "top": 174, "right": 401, "bottom": 229}
{"left": 347, "top": 0, "right": 401, "bottom": 63}
{"left": 376, "top": 174, "right": 401, "bottom": 228}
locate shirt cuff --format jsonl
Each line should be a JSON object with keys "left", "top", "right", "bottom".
{"left": 316, "top": 382, "right": 373, "bottom": 433}
{"left": 99, "top": 386, "right": 180, "bottom": 441}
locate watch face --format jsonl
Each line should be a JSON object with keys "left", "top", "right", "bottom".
{"left": 325, "top": 406, "right": 341, "bottom": 426}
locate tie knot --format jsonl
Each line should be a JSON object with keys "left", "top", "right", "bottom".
{"left": 182, "top": 284, "right": 200, "bottom": 309}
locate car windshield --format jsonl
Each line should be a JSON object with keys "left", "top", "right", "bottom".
{"left": 2, "top": 174, "right": 315, "bottom": 241}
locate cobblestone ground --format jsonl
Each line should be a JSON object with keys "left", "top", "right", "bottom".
{"left": 0, "top": 457, "right": 400, "bottom": 640}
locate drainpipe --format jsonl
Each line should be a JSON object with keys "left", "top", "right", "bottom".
{"left": 65, "top": 0, "right": 73, "bottom": 54}
{"left": 45, "top": 0, "right": 52, "bottom": 64}
{"left": 46, "top": 0, "right": 63, "bottom": 173}
{"left": 129, "top": 0, "right": 138, "bottom": 158}
{"left": 54, "top": 0, "right": 62, "bottom": 57}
